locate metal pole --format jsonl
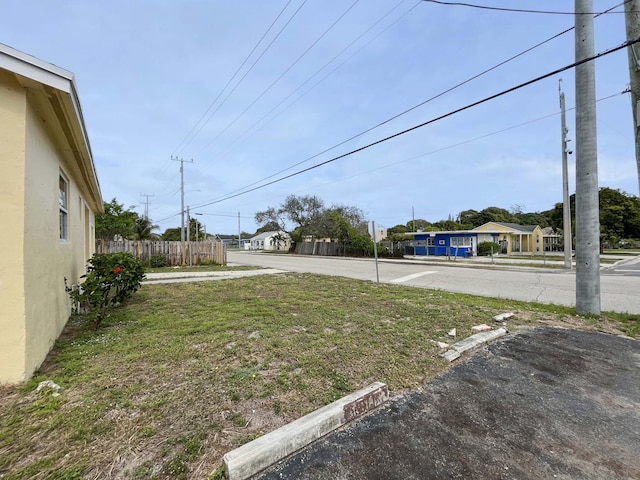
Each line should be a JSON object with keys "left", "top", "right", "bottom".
{"left": 559, "top": 82, "right": 573, "bottom": 269}
{"left": 372, "top": 221, "right": 379, "bottom": 283}
{"left": 238, "top": 211, "right": 241, "bottom": 250}
{"left": 172, "top": 156, "right": 193, "bottom": 266}
{"left": 574, "top": 0, "right": 601, "bottom": 315}
{"left": 625, "top": 0, "right": 640, "bottom": 196}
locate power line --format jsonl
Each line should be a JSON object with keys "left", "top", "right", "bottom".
{"left": 172, "top": 0, "right": 299, "bottom": 157}
{"left": 189, "top": 36, "right": 640, "bottom": 210}
{"left": 178, "top": 0, "right": 310, "bottom": 160}
{"left": 305, "top": 90, "right": 628, "bottom": 187}
{"left": 152, "top": 90, "right": 626, "bottom": 225}
{"left": 421, "top": 0, "right": 630, "bottom": 14}
{"left": 193, "top": 0, "right": 360, "bottom": 158}
{"left": 216, "top": 0, "right": 418, "bottom": 160}
{"left": 203, "top": 0, "right": 624, "bottom": 201}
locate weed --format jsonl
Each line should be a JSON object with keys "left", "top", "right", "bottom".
{"left": 1, "top": 273, "right": 637, "bottom": 478}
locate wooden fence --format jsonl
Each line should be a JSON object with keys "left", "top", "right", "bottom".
{"left": 96, "top": 240, "right": 226, "bottom": 266}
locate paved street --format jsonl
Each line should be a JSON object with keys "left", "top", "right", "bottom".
{"left": 255, "top": 327, "right": 640, "bottom": 480}
{"left": 228, "top": 251, "right": 640, "bottom": 314}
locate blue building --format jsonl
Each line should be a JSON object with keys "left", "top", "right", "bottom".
{"left": 404, "top": 231, "right": 477, "bottom": 257}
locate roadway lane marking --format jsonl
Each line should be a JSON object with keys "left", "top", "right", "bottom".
{"left": 390, "top": 271, "right": 437, "bottom": 283}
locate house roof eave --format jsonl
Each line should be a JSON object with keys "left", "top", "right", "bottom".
{"left": 0, "top": 42, "right": 103, "bottom": 212}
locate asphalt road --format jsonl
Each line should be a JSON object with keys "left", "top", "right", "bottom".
{"left": 256, "top": 327, "right": 640, "bottom": 480}
{"left": 227, "top": 252, "right": 640, "bottom": 314}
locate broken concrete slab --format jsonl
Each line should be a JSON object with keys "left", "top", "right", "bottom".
{"left": 442, "top": 328, "right": 508, "bottom": 362}
{"left": 493, "top": 312, "right": 514, "bottom": 322}
{"left": 471, "top": 324, "right": 492, "bottom": 332}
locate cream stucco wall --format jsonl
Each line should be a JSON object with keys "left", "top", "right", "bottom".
{"left": 0, "top": 70, "right": 27, "bottom": 383}
{"left": 23, "top": 98, "right": 96, "bottom": 380}
{"left": 0, "top": 72, "right": 97, "bottom": 383}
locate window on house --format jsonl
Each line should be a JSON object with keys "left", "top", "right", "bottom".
{"left": 451, "top": 237, "right": 471, "bottom": 247}
{"left": 59, "top": 174, "right": 69, "bottom": 241}
{"left": 427, "top": 237, "right": 434, "bottom": 246}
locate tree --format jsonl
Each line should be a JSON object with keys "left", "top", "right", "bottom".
{"left": 161, "top": 228, "right": 182, "bottom": 241}
{"left": 458, "top": 209, "right": 481, "bottom": 227}
{"left": 96, "top": 198, "right": 138, "bottom": 240}
{"left": 255, "top": 222, "right": 281, "bottom": 235}
{"left": 405, "top": 219, "right": 431, "bottom": 231}
{"left": 188, "top": 218, "right": 204, "bottom": 240}
{"left": 255, "top": 195, "right": 325, "bottom": 242}
{"left": 133, "top": 216, "right": 159, "bottom": 240}
{"left": 548, "top": 188, "right": 640, "bottom": 247}
{"left": 388, "top": 224, "right": 409, "bottom": 235}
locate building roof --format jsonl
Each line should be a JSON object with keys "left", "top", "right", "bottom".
{"left": 0, "top": 42, "right": 102, "bottom": 211}
{"left": 403, "top": 230, "right": 476, "bottom": 237}
{"left": 250, "top": 231, "right": 290, "bottom": 241}
{"left": 472, "top": 222, "right": 540, "bottom": 233}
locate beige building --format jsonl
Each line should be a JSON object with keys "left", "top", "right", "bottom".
{"left": 0, "top": 44, "right": 102, "bottom": 383}
{"left": 472, "top": 222, "right": 544, "bottom": 255}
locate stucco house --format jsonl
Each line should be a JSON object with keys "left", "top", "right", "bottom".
{"left": 472, "top": 222, "right": 544, "bottom": 254}
{"left": 0, "top": 44, "right": 102, "bottom": 383}
{"left": 248, "top": 231, "right": 291, "bottom": 251}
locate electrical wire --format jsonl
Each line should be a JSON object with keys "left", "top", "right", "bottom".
{"left": 200, "top": 0, "right": 625, "bottom": 200}
{"left": 145, "top": 1, "right": 304, "bottom": 203}
{"left": 152, "top": 89, "right": 627, "bottom": 225}
{"left": 171, "top": 0, "right": 295, "bottom": 157}
{"left": 421, "top": 0, "right": 629, "bottom": 15}
{"left": 189, "top": 36, "right": 640, "bottom": 210}
{"left": 215, "top": 0, "right": 419, "bottom": 161}
{"left": 193, "top": 0, "right": 361, "bottom": 158}
{"left": 305, "top": 90, "right": 629, "bottom": 188}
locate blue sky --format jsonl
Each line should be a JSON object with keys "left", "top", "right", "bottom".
{"left": 2, "top": 1, "right": 637, "bottom": 235}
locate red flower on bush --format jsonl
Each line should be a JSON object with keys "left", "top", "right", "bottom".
{"left": 113, "top": 267, "right": 121, "bottom": 274}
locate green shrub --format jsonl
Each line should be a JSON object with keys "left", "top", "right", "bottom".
{"left": 66, "top": 252, "right": 145, "bottom": 329}
{"left": 477, "top": 241, "right": 501, "bottom": 256}
{"left": 149, "top": 253, "right": 168, "bottom": 268}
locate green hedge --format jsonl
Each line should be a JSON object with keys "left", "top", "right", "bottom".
{"left": 477, "top": 241, "right": 501, "bottom": 256}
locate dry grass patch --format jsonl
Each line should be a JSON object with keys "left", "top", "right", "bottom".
{"left": 0, "top": 273, "right": 637, "bottom": 479}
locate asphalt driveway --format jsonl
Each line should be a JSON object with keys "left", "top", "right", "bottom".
{"left": 256, "top": 327, "right": 640, "bottom": 479}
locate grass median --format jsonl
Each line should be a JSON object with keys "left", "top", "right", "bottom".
{"left": 1, "top": 273, "right": 637, "bottom": 479}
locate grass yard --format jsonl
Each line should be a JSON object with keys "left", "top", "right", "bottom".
{"left": 1, "top": 273, "right": 638, "bottom": 479}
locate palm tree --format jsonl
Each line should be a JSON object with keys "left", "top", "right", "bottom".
{"left": 133, "top": 216, "right": 158, "bottom": 240}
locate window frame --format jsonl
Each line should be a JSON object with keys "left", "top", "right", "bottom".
{"left": 450, "top": 236, "right": 471, "bottom": 247}
{"left": 59, "top": 173, "right": 69, "bottom": 242}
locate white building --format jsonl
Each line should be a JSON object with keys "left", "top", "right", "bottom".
{"left": 249, "top": 231, "right": 291, "bottom": 251}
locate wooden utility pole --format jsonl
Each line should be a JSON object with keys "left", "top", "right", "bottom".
{"left": 559, "top": 81, "right": 573, "bottom": 269}
{"left": 625, "top": 0, "right": 640, "bottom": 196}
{"left": 574, "top": 0, "right": 601, "bottom": 315}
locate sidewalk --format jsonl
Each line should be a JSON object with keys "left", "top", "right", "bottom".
{"left": 388, "top": 253, "right": 635, "bottom": 271}
{"left": 143, "top": 268, "right": 286, "bottom": 284}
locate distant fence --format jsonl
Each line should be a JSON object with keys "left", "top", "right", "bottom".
{"left": 96, "top": 240, "right": 226, "bottom": 266}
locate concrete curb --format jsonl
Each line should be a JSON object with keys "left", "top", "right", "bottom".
{"left": 443, "top": 328, "right": 508, "bottom": 362}
{"left": 223, "top": 382, "right": 389, "bottom": 480}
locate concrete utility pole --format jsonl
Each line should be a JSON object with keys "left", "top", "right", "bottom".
{"left": 238, "top": 211, "right": 241, "bottom": 250}
{"left": 172, "top": 156, "right": 193, "bottom": 265}
{"left": 625, "top": 0, "right": 640, "bottom": 196}
{"left": 559, "top": 81, "right": 573, "bottom": 269}
{"left": 140, "top": 193, "right": 154, "bottom": 219}
{"left": 574, "top": 0, "right": 601, "bottom": 315}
